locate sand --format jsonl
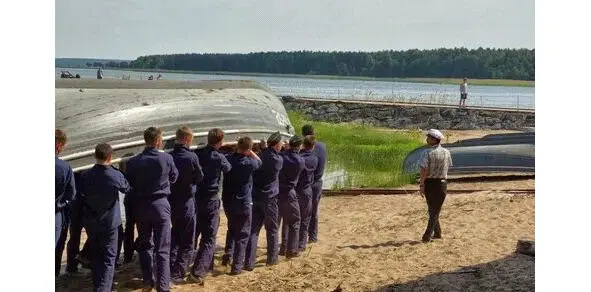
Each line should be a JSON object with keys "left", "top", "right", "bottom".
{"left": 57, "top": 189, "right": 534, "bottom": 292}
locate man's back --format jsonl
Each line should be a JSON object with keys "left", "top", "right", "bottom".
{"left": 56, "top": 156, "right": 76, "bottom": 212}
{"left": 171, "top": 145, "right": 203, "bottom": 200}
{"left": 312, "top": 141, "right": 327, "bottom": 182}
{"left": 253, "top": 147, "right": 283, "bottom": 200}
{"left": 279, "top": 150, "right": 305, "bottom": 192}
{"left": 223, "top": 153, "right": 261, "bottom": 205}
{"left": 196, "top": 145, "right": 232, "bottom": 198}
{"left": 79, "top": 165, "right": 130, "bottom": 231}
{"left": 297, "top": 150, "right": 318, "bottom": 191}
{"left": 126, "top": 147, "right": 178, "bottom": 198}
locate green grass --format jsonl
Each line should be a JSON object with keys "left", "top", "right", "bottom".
{"left": 288, "top": 111, "right": 424, "bottom": 188}
{"left": 110, "top": 67, "right": 534, "bottom": 87}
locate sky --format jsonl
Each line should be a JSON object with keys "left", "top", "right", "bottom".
{"left": 55, "top": 0, "right": 534, "bottom": 60}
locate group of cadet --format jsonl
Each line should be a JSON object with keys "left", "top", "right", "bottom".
{"left": 55, "top": 125, "right": 327, "bottom": 292}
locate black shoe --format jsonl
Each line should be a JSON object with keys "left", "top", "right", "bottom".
{"left": 187, "top": 273, "right": 204, "bottom": 285}
{"left": 229, "top": 269, "right": 242, "bottom": 276}
{"left": 266, "top": 260, "right": 279, "bottom": 266}
{"left": 244, "top": 266, "right": 254, "bottom": 272}
{"left": 308, "top": 238, "right": 318, "bottom": 243}
{"left": 432, "top": 235, "right": 442, "bottom": 240}
{"left": 286, "top": 252, "right": 300, "bottom": 259}
{"left": 279, "top": 250, "right": 286, "bottom": 256}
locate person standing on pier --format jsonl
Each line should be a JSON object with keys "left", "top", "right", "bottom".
{"left": 245, "top": 132, "right": 284, "bottom": 270}
{"left": 189, "top": 128, "right": 232, "bottom": 285}
{"left": 278, "top": 136, "right": 305, "bottom": 258}
{"left": 302, "top": 125, "right": 327, "bottom": 243}
{"left": 55, "top": 129, "right": 76, "bottom": 277}
{"left": 125, "top": 127, "right": 179, "bottom": 292}
{"left": 76, "top": 143, "right": 131, "bottom": 292}
{"left": 459, "top": 78, "right": 468, "bottom": 108}
{"left": 220, "top": 137, "right": 261, "bottom": 275}
{"left": 169, "top": 127, "right": 203, "bottom": 284}
{"left": 296, "top": 135, "right": 318, "bottom": 252}
{"left": 419, "top": 129, "right": 453, "bottom": 243}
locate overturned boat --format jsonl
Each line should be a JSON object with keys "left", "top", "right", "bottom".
{"left": 56, "top": 79, "right": 295, "bottom": 172}
{"left": 402, "top": 131, "right": 535, "bottom": 175}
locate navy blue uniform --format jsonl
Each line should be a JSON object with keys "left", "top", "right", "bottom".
{"left": 77, "top": 164, "right": 131, "bottom": 292}
{"left": 126, "top": 147, "right": 178, "bottom": 292}
{"left": 221, "top": 153, "right": 261, "bottom": 274}
{"left": 308, "top": 141, "right": 327, "bottom": 242}
{"left": 55, "top": 155, "right": 76, "bottom": 276}
{"left": 278, "top": 150, "right": 305, "bottom": 256}
{"left": 169, "top": 144, "right": 203, "bottom": 280}
{"left": 191, "top": 145, "right": 231, "bottom": 278}
{"left": 296, "top": 149, "right": 318, "bottom": 251}
{"left": 245, "top": 147, "right": 283, "bottom": 268}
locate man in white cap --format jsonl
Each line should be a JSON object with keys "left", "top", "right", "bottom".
{"left": 419, "top": 129, "right": 453, "bottom": 242}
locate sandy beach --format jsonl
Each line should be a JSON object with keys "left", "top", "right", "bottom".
{"left": 57, "top": 188, "right": 534, "bottom": 292}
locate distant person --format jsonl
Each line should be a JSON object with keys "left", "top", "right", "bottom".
{"left": 419, "top": 129, "right": 453, "bottom": 243}
{"left": 125, "top": 127, "right": 179, "bottom": 292}
{"left": 157, "top": 73, "right": 163, "bottom": 80}
{"left": 459, "top": 78, "right": 468, "bottom": 108}
{"left": 296, "top": 135, "right": 318, "bottom": 252}
{"left": 97, "top": 67, "right": 103, "bottom": 80}
{"left": 221, "top": 137, "right": 261, "bottom": 275}
{"left": 245, "top": 132, "right": 284, "bottom": 270}
{"left": 189, "top": 128, "right": 232, "bottom": 285}
{"left": 278, "top": 136, "right": 305, "bottom": 258}
{"left": 169, "top": 127, "right": 203, "bottom": 284}
{"left": 55, "top": 129, "right": 76, "bottom": 277}
{"left": 302, "top": 125, "right": 327, "bottom": 243}
{"left": 76, "top": 143, "right": 131, "bottom": 292}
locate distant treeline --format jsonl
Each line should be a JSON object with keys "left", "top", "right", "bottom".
{"left": 125, "top": 48, "right": 534, "bottom": 80}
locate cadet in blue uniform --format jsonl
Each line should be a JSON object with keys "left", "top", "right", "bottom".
{"left": 302, "top": 125, "right": 328, "bottom": 243}
{"left": 169, "top": 127, "right": 203, "bottom": 283}
{"left": 279, "top": 136, "right": 305, "bottom": 258}
{"left": 296, "top": 135, "right": 318, "bottom": 252}
{"left": 245, "top": 132, "right": 284, "bottom": 269}
{"left": 189, "top": 128, "right": 232, "bottom": 284}
{"left": 220, "top": 137, "right": 261, "bottom": 275}
{"left": 55, "top": 129, "right": 76, "bottom": 277}
{"left": 76, "top": 143, "right": 131, "bottom": 292}
{"left": 119, "top": 154, "right": 138, "bottom": 264}
{"left": 125, "top": 127, "right": 179, "bottom": 292}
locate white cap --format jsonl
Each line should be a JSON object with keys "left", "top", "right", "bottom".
{"left": 427, "top": 129, "right": 444, "bottom": 140}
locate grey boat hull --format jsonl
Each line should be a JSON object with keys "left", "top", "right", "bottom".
{"left": 56, "top": 79, "right": 295, "bottom": 171}
{"left": 403, "top": 132, "right": 535, "bottom": 174}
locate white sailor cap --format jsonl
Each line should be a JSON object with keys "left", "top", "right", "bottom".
{"left": 427, "top": 129, "right": 444, "bottom": 140}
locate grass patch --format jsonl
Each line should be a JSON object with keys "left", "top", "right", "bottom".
{"left": 288, "top": 111, "right": 424, "bottom": 188}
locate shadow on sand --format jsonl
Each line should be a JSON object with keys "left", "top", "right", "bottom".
{"left": 337, "top": 240, "right": 422, "bottom": 250}
{"left": 373, "top": 253, "right": 534, "bottom": 292}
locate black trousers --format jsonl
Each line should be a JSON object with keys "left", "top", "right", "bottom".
{"left": 423, "top": 179, "right": 447, "bottom": 240}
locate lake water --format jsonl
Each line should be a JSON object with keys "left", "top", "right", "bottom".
{"left": 57, "top": 67, "right": 535, "bottom": 109}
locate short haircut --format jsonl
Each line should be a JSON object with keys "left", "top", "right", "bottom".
{"left": 94, "top": 143, "right": 113, "bottom": 161}
{"left": 289, "top": 135, "right": 303, "bottom": 149}
{"left": 207, "top": 128, "right": 225, "bottom": 145}
{"left": 143, "top": 127, "right": 162, "bottom": 145}
{"left": 303, "top": 135, "right": 316, "bottom": 149}
{"left": 302, "top": 124, "right": 314, "bottom": 136}
{"left": 237, "top": 136, "right": 253, "bottom": 152}
{"left": 176, "top": 126, "right": 193, "bottom": 142}
{"left": 56, "top": 129, "right": 67, "bottom": 145}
